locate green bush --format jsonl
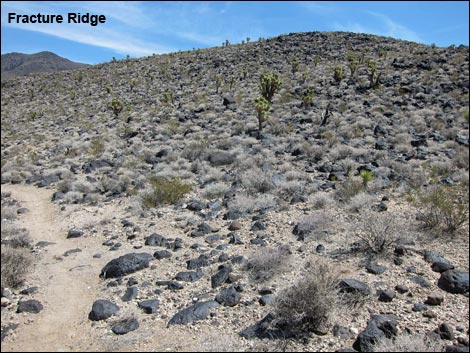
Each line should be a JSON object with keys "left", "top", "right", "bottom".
{"left": 417, "top": 182, "right": 469, "bottom": 234}
{"left": 360, "top": 170, "right": 373, "bottom": 187}
{"left": 142, "top": 177, "right": 192, "bottom": 207}
{"left": 259, "top": 72, "right": 281, "bottom": 102}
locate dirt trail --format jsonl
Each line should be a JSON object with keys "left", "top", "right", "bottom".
{"left": 2, "top": 185, "right": 105, "bottom": 352}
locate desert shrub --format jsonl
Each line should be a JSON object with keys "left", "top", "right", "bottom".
{"left": 416, "top": 182, "right": 469, "bottom": 234}
{"left": 240, "top": 167, "right": 275, "bottom": 194}
{"left": 1, "top": 245, "right": 34, "bottom": 288}
{"left": 335, "top": 178, "right": 364, "bottom": 202}
{"left": 310, "top": 192, "right": 334, "bottom": 210}
{"left": 1, "top": 206, "right": 17, "bottom": 221}
{"left": 1, "top": 222, "right": 29, "bottom": 243}
{"left": 142, "top": 177, "right": 192, "bottom": 208}
{"left": 202, "top": 182, "right": 229, "bottom": 200}
{"left": 373, "top": 333, "right": 445, "bottom": 352}
{"left": 273, "top": 258, "right": 340, "bottom": 334}
{"left": 89, "top": 139, "right": 105, "bottom": 158}
{"left": 353, "top": 211, "right": 402, "bottom": 255}
{"left": 347, "top": 192, "right": 375, "bottom": 213}
{"left": 181, "top": 140, "right": 208, "bottom": 161}
{"left": 228, "top": 193, "right": 277, "bottom": 215}
{"left": 244, "top": 245, "right": 292, "bottom": 283}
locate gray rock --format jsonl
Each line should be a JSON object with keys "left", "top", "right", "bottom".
{"left": 17, "top": 300, "right": 43, "bottom": 314}
{"left": 174, "top": 271, "right": 204, "bottom": 282}
{"left": 366, "top": 262, "right": 387, "bottom": 275}
{"left": 438, "top": 270, "right": 469, "bottom": 294}
{"left": 353, "top": 315, "right": 398, "bottom": 352}
{"left": 215, "top": 286, "right": 241, "bottom": 307}
{"left": 259, "top": 295, "right": 275, "bottom": 306}
{"left": 211, "top": 268, "right": 231, "bottom": 288}
{"left": 168, "top": 300, "right": 219, "bottom": 325}
{"left": 67, "top": 229, "right": 84, "bottom": 238}
{"left": 121, "top": 286, "right": 138, "bottom": 302}
{"left": 339, "top": 279, "right": 372, "bottom": 296}
{"left": 138, "top": 299, "right": 159, "bottom": 314}
{"left": 100, "top": 253, "right": 152, "bottom": 279}
{"left": 88, "top": 300, "right": 119, "bottom": 321}
{"left": 377, "top": 289, "right": 396, "bottom": 302}
{"left": 111, "top": 318, "right": 139, "bottom": 335}
{"left": 153, "top": 250, "right": 172, "bottom": 260}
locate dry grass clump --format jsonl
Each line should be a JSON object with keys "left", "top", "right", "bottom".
{"left": 372, "top": 333, "right": 445, "bottom": 352}
{"left": 244, "top": 245, "right": 292, "bottom": 283}
{"left": 273, "top": 257, "right": 341, "bottom": 334}
{"left": 353, "top": 211, "right": 403, "bottom": 255}
{"left": 1, "top": 245, "right": 34, "bottom": 288}
{"left": 228, "top": 193, "right": 278, "bottom": 216}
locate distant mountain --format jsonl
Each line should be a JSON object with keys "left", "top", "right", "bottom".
{"left": 1, "top": 51, "right": 89, "bottom": 79}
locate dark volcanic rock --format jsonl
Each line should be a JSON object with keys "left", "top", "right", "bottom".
{"left": 168, "top": 300, "right": 219, "bottom": 325}
{"left": 111, "top": 318, "right": 139, "bottom": 335}
{"left": 174, "top": 271, "right": 204, "bottom": 282}
{"left": 17, "top": 299, "right": 43, "bottom": 314}
{"left": 353, "top": 315, "right": 398, "bottom": 352}
{"left": 67, "top": 229, "right": 84, "bottom": 238}
{"left": 438, "top": 270, "right": 469, "bottom": 294}
{"left": 211, "top": 268, "right": 231, "bottom": 288}
{"left": 100, "top": 253, "right": 152, "bottom": 279}
{"left": 121, "top": 286, "right": 138, "bottom": 302}
{"left": 88, "top": 300, "right": 119, "bottom": 321}
{"left": 215, "top": 286, "right": 241, "bottom": 307}
{"left": 138, "top": 299, "right": 159, "bottom": 314}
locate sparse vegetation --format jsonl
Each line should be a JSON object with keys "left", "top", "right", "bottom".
{"left": 417, "top": 182, "right": 469, "bottom": 234}
{"left": 273, "top": 258, "right": 341, "bottom": 335}
{"left": 142, "top": 176, "right": 192, "bottom": 207}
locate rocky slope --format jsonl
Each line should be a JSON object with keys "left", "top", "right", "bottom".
{"left": 1, "top": 31, "right": 469, "bottom": 352}
{"left": 1, "top": 51, "right": 88, "bottom": 80}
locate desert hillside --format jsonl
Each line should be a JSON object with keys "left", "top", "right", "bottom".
{"left": 1, "top": 31, "right": 469, "bottom": 352}
{"left": 1, "top": 51, "right": 89, "bottom": 80}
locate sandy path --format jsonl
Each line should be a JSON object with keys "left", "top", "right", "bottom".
{"left": 1, "top": 185, "right": 105, "bottom": 352}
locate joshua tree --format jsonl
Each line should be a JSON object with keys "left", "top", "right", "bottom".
{"left": 110, "top": 98, "right": 124, "bottom": 117}
{"left": 254, "top": 96, "right": 270, "bottom": 137}
{"left": 333, "top": 66, "right": 344, "bottom": 83}
{"left": 259, "top": 72, "right": 281, "bottom": 103}
{"left": 302, "top": 87, "right": 314, "bottom": 108}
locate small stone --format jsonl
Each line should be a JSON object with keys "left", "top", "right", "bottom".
{"left": 395, "top": 285, "right": 409, "bottom": 294}
{"left": 378, "top": 289, "right": 396, "bottom": 302}
{"left": 425, "top": 292, "right": 444, "bottom": 306}
{"left": 423, "top": 310, "right": 437, "bottom": 318}
{"left": 435, "top": 323, "right": 454, "bottom": 340}
{"left": 412, "top": 303, "right": 428, "bottom": 312}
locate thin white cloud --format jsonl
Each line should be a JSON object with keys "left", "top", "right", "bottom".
{"left": 332, "top": 11, "right": 422, "bottom": 43}
{"left": 1, "top": 1, "right": 176, "bottom": 56}
{"left": 366, "top": 11, "right": 422, "bottom": 43}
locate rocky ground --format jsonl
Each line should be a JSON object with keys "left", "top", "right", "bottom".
{"left": 1, "top": 31, "right": 469, "bottom": 352}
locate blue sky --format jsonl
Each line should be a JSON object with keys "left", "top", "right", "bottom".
{"left": 1, "top": 1, "right": 469, "bottom": 64}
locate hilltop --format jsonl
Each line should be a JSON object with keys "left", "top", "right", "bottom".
{"left": 1, "top": 51, "right": 88, "bottom": 80}
{"left": 1, "top": 31, "right": 469, "bottom": 352}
